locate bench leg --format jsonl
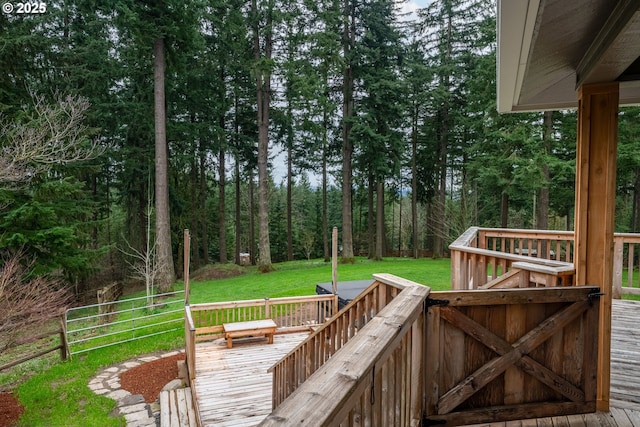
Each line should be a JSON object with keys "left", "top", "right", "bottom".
{"left": 267, "top": 333, "right": 274, "bottom": 344}
{"left": 226, "top": 336, "right": 232, "bottom": 349}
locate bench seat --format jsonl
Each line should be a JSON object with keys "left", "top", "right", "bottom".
{"left": 222, "top": 319, "right": 277, "bottom": 349}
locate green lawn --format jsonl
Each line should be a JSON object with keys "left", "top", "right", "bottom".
{"left": 189, "top": 256, "right": 451, "bottom": 303}
{"left": 7, "top": 257, "right": 451, "bottom": 427}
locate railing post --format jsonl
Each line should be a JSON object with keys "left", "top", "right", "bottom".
{"left": 477, "top": 229, "right": 487, "bottom": 250}
{"left": 184, "top": 229, "right": 190, "bottom": 305}
{"left": 59, "top": 316, "right": 68, "bottom": 361}
{"left": 613, "top": 238, "right": 623, "bottom": 299}
{"left": 451, "top": 248, "right": 462, "bottom": 290}
{"left": 410, "top": 310, "right": 425, "bottom": 422}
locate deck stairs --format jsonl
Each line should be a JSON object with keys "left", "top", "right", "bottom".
{"left": 159, "top": 387, "right": 197, "bottom": 427}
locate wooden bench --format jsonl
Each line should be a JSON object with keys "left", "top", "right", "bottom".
{"left": 222, "top": 319, "right": 277, "bottom": 349}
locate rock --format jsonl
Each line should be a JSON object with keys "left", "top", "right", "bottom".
{"left": 177, "top": 360, "right": 188, "bottom": 381}
{"left": 119, "top": 394, "right": 146, "bottom": 406}
{"left": 162, "top": 378, "right": 185, "bottom": 391}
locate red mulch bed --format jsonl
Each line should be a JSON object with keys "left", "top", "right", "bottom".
{"left": 120, "top": 354, "right": 185, "bottom": 403}
{"left": 0, "top": 353, "right": 184, "bottom": 427}
{"left": 0, "top": 392, "right": 23, "bottom": 427}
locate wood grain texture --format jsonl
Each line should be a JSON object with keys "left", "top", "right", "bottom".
{"left": 188, "top": 296, "right": 640, "bottom": 427}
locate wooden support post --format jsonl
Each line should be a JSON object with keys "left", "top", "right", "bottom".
{"left": 332, "top": 227, "right": 338, "bottom": 316}
{"left": 59, "top": 316, "right": 69, "bottom": 361}
{"left": 184, "top": 229, "right": 190, "bottom": 305}
{"left": 574, "top": 82, "right": 619, "bottom": 411}
{"left": 612, "top": 238, "right": 624, "bottom": 299}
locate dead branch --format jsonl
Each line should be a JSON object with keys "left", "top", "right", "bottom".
{"left": 0, "top": 93, "right": 103, "bottom": 183}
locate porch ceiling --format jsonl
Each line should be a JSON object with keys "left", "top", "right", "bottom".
{"left": 497, "top": 0, "right": 640, "bottom": 112}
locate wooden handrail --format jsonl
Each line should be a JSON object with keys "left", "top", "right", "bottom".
{"left": 268, "top": 274, "right": 407, "bottom": 408}
{"left": 190, "top": 294, "right": 335, "bottom": 311}
{"left": 260, "top": 282, "right": 430, "bottom": 426}
{"left": 184, "top": 305, "right": 202, "bottom": 425}
{"left": 448, "top": 244, "right": 572, "bottom": 268}
{"left": 184, "top": 305, "right": 196, "bottom": 381}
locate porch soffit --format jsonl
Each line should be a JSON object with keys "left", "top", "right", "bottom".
{"left": 497, "top": 0, "right": 640, "bottom": 113}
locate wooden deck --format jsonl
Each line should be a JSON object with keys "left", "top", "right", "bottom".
{"left": 193, "top": 332, "right": 309, "bottom": 427}
{"left": 193, "top": 300, "right": 640, "bottom": 426}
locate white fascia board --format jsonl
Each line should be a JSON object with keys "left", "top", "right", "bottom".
{"left": 497, "top": 0, "right": 541, "bottom": 113}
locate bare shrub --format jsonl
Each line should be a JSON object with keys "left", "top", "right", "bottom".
{"left": 0, "top": 251, "right": 70, "bottom": 354}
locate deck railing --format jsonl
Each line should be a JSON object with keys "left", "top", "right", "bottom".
{"left": 450, "top": 227, "right": 640, "bottom": 297}
{"left": 477, "top": 228, "right": 575, "bottom": 262}
{"left": 183, "top": 306, "right": 201, "bottom": 423}
{"left": 183, "top": 294, "right": 337, "bottom": 381}
{"left": 613, "top": 233, "right": 640, "bottom": 297}
{"left": 269, "top": 274, "right": 408, "bottom": 408}
{"left": 261, "top": 277, "right": 430, "bottom": 426}
{"left": 184, "top": 294, "right": 338, "bottom": 426}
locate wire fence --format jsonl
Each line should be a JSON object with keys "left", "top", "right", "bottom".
{"left": 65, "top": 290, "right": 184, "bottom": 356}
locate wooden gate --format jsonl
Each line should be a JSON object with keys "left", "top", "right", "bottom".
{"left": 424, "top": 286, "right": 600, "bottom": 426}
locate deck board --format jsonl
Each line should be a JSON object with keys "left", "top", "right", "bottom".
{"left": 193, "top": 300, "right": 640, "bottom": 426}
{"left": 193, "top": 332, "right": 309, "bottom": 427}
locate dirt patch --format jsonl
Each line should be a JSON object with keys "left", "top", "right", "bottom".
{"left": 190, "top": 264, "right": 246, "bottom": 281}
{"left": 0, "top": 392, "right": 23, "bottom": 427}
{"left": 119, "top": 354, "right": 185, "bottom": 403}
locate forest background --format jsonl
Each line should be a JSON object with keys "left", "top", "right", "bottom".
{"left": 1, "top": 0, "right": 640, "bottom": 299}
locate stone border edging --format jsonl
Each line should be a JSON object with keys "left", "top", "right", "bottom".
{"left": 88, "top": 350, "right": 185, "bottom": 427}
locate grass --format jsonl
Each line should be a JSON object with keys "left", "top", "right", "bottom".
{"left": 5, "top": 257, "right": 450, "bottom": 426}
{"left": 15, "top": 330, "right": 184, "bottom": 427}
{"left": 189, "top": 256, "right": 452, "bottom": 303}
{"left": 65, "top": 289, "right": 185, "bottom": 355}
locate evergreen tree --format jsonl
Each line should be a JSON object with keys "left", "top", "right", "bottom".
{"left": 352, "top": 0, "right": 406, "bottom": 260}
{"left": 618, "top": 107, "right": 640, "bottom": 232}
{"left": 341, "top": 0, "right": 357, "bottom": 263}
{"left": 416, "top": 0, "right": 492, "bottom": 255}
{"left": 252, "top": 0, "right": 276, "bottom": 272}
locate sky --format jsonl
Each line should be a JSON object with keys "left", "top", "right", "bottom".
{"left": 401, "top": 0, "right": 423, "bottom": 20}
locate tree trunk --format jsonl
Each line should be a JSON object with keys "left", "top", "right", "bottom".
{"left": 368, "top": 174, "right": 375, "bottom": 258}
{"left": 411, "top": 108, "right": 418, "bottom": 259}
{"left": 398, "top": 180, "right": 402, "bottom": 255}
{"left": 537, "top": 111, "right": 552, "bottom": 231}
{"left": 249, "top": 170, "right": 256, "bottom": 265}
{"left": 322, "top": 119, "right": 329, "bottom": 262}
{"left": 219, "top": 145, "right": 227, "bottom": 263}
{"left": 153, "top": 37, "right": 175, "bottom": 292}
{"left": 500, "top": 192, "right": 509, "bottom": 228}
{"left": 633, "top": 169, "right": 640, "bottom": 232}
{"left": 234, "top": 156, "right": 241, "bottom": 265}
{"left": 433, "top": 125, "right": 448, "bottom": 258}
{"left": 375, "top": 181, "right": 384, "bottom": 260}
{"left": 199, "top": 146, "right": 208, "bottom": 265}
{"left": 433, "top": 13, "right": 452, "bottom": 259}
{"left": 287, "top": 145, "right": 293, "bottom": 261}
{"left": 234, "top": 94, "right": 241, "bottom": 265}
{"left": 341, "top": 0, "right": 355, "bottom": 263}
{"left": 190, "top": 159, "right": 200, "bottom": 268}
{"left": 253, "top": 0, "right": 273, "bottom": 272}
